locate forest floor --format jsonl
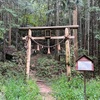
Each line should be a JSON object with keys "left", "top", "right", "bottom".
{"left": 30, "top": 54, "right": 56, "bottom": 100}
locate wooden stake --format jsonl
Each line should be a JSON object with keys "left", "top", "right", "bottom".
{"left": 47, "top": 39, "right": 50, "bottom": 54}
{"left": 26, "top": 29, "right": 32, "bottom": 79}
{"left": 57, "top": 43, "right": 61, "bottom": 51}
{"left": 48, "top": 47, "right": 50, "bottom": 54}
{"left": 65, "top": 28, "right": 71, "bottom": 79}
{"left": 37, "top": 44, "right": 40, "bottom": 51}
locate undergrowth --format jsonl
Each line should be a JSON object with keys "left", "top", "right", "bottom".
{"left": 0, "top": 60, "right": 42, "bottom": 100}
{"left": 51, "top": 74, "right": 100, "bottom": 100}
{"left": 35, "top": 56, "right": 66, "bottom": 79}
{"left": 0, "top": 78, "right": 42, "bottom": 100}
{"left": 0, "top": 61, "right": 25, "bottom": 79}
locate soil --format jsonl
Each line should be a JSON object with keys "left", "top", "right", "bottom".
{"left": 37, "top": 80, "right": 55, "bottom": 100}
{"left": 30, "top": 54, "right": 56, "bottom": 100}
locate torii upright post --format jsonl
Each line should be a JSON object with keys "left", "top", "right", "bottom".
{"left": 65, "top": 28, "right": 71, "bottom": 80}
{"left": 26, "top": 29, "right": 32, "bottom": 79}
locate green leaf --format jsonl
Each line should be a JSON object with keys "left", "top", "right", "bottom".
{"left": 4, "top": 7, "right": 17, "bottom": 17}
{"left": 95, "top": 35, "right": 100, "bottom": 40}
{"left": 75, "top": 0, "right": 84, "bottom": 6}
{"left": 45, "top": 9, "right": 55, "bottom": 15}
{"left": 0, "top": 21, "right": 3, "bottom": 24}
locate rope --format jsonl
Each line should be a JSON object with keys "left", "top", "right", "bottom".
{"left": 32, "top": 38, "right": 64, "bottom": 48}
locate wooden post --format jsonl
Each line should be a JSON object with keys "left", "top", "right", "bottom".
{"left": 65, "top": 28, "right": 71, "bottom": 79}
{"left": 26, "top": 29, "right": 32, "bottom": 79}
{"left": 84, "top": 71, "right": 87, "bottom": 100}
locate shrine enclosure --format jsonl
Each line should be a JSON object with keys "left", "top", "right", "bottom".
{"left": 19, "top": 25, "right": 79, "bottom": 79}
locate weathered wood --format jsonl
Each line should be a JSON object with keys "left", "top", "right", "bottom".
{"left": 51, "top": 36, "right": 74, "bottom": 39}
{"left": 22, "top": 36, "right": 27, "bottom": 40}
{"left": 19, "top": 25, "right": 79, "bottom": 30}
{"left": 26, "top": 29, "right": 32, "bottom": 79}
{"left": 48, "top": 47, "right": 50, "bottom": 54}
{"left": 31, "top": 37, "right": 45, "bottom": 40}
{"left": 65, "top": 28, "right": 71, "bottom": 78}
{"left": 21, "top": 25, "right": 78, "bottom": 79}
{"left": 37, "top": 44, "right": 40, "bottom": 51}
{"left": 23, "top": 36, "right": 74, "bottom": 40}
{"left": 57, "top": 44, "right": 61, "bottom": 51}
{"left": 47, "top": 39, "right": 50, "bottom": 54}
{"left": 51, "top": 36, "right": 65, "bottom": 39}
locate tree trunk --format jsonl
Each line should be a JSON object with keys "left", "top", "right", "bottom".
{"left": 87, "top": 0, "right": 90, "bottom": 55}
{"left": 55, "top": 0, "right": 60, "bottom": 60}
{"left": 73, "top": 6, "right": 78, "bottom": 63}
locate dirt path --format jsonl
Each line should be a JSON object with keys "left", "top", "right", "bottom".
{"left": 30, "top": 71, "right": 55, "bottom": 100}
{"left": 37, "top": 80, "right": 55, "bottom": 100}
{"left": 30, "top": 54, "right": 56, "bottom": 100}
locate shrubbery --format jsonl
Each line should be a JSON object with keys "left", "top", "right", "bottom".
{"left": 0, "top": 78, "right": 42, "bottom": 100}
{"left": 35, "top": 56, "right": 66, "bottom": 79}
{"left": 0, "top": 61, "right": 25, "bottom": 79}
{"left": 52, "top": 74, "right": 100, "bottom": 100}
{"left": 0, "top": 55, "right": 42, "bottom": 100}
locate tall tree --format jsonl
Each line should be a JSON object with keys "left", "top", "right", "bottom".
{"left": 73, "top": 5, "right": 78, "bottom": 63}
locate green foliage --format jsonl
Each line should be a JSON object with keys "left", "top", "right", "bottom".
{"left": 0, "top": 21, "right": 5, "bottom": 39}
{"left": 0, "top": 4, "right": 20, "bottom": 39}
{"left": 36, "top": 56, "right": 66, "bottom": 79}
{"left": 75, "top": 0, "right": 84, "bottom": 6}
{"left": 78, "top": 48, "right": 88, "bottom": 56}
{"left": 4, "top": 7, "right": 17, "bottom": 17}
{"left": 0, "top": 52, "right": 41, "bottom": 100}
{"left": 12, "top": 51, "right": 26, "bottom": 66}
{"left": 18, "top": 0, "right": 47, "bottom": 26}
{"left": 0, "top": 78, "right": 42, "bottom": 100}
{"left": 52, "top": 74, "right": 100, "bottom": 100}
{"left": 95, "top": 34, "right": 100, "bottom": 40}
{"left": 45, "top": 9, "right": 55, "bottom": 15}
{"left": 0, "top": 51, "right": 26, "bottom": 80}
{"left": 87, "top": 78, "right": 100, "bottom": 100}
{"left": 89, "top": 6, "right": 100, "bottom": 12}
{"left": 0, "top": 61, "right": 25, "bottom": 79}
{"left": 67, "top": 0, "right": 84, "bottom": 9}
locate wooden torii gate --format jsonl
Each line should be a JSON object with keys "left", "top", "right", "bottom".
{"left": 19, "top": 25, "right": 79, "bottom": 79}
